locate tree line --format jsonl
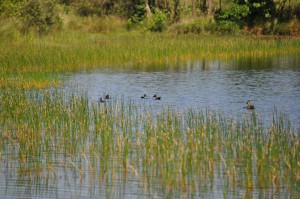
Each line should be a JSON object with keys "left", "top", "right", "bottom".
{"left": 0, "top": 0, "right": 299, "bottom": 35}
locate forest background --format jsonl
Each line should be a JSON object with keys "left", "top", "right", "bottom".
{"left": 0, "top": 0, "right": 299, "bottom": 37}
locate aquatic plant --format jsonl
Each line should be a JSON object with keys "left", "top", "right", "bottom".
{"left": 0, "top": 88, "right": 299, "bottom": 197}
{"left": 0, "top": 32, "right": 299, "bottom": 88}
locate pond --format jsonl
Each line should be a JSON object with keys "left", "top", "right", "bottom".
{"left": 0, "top": 55, "right": 299, "bottom": 199}
{"left": 67, "top": 56, "right": 300, "bottom": 129}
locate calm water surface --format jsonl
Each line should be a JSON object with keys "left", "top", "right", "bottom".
{"left": 1, "top": 56, "right": 300, "bottom": 199}
{"left": 67, "top": 56, "right": 300, "bottom": 129}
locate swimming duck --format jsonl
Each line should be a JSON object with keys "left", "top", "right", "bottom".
{"left": 246, "top": 100, "right": 255, "bottom": 109}
{"left": 141, "top": 94, "right": 148, "bottom": 99}
{"left": 99, "top": 97, "right": 105, "bottom": 103}
{"left": 105, "top": 95, "right": 110, "bottom": 100}
{"left": 153, "top": 94, "right": 161, "bottom": 100}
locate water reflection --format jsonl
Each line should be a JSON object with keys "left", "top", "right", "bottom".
{"left": 66, "top": 56, "right": 300, "bottom": 129}
{"left": 1, "top": 56, "right": 299, "bottom": 199}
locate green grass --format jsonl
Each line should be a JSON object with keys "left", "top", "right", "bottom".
{"left": 1, "top": 31, "right": 300, "bottom": 88}
{"left": 0, "top": 88, "right": 299, "bottom": 195}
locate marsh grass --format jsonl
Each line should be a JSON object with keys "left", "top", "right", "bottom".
{"left": 1, "top": 31, "right": 299, "bottom": 88}
{"left": 0, "top": 88, "right": 299, "bottom": 196}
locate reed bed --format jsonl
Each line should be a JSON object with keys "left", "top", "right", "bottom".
{"left": 1, "top": 32, "right": 300, "bottom": 88}
{"left": 0, "top": 88, "right": 299, "bottom": 197}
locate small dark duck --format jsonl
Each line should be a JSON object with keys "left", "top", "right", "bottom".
{"left": 246, "top": 100, "right": 255, "bottom": 109}
{"left": 141, "top": 94, "right": 148, "bottom": 99}
{"left": 153, "top": 94, "right": 161, "bottom": 100}
{"left": 99, "top": 97, "right": 105, "bottom": 103}
{"left": 105, "top": 95, "right": 110, "bottom": 100}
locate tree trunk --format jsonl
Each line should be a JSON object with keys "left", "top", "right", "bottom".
{"left": 207, "top": 0, "right": 213, "bottom": 16}
{"left": 173, "top": 0, "right": 180, "bottom": 22}
{"left": 201, "top": 0, "right": 207, "bottom": 13}
{"left": 145, "top": 0, "right": 152, "bottom": 18}
{"left": 192, "top": 0, "right": 196, "bottom": 16}
{"left": 183, "top": 0, "right": 188, "bottom": 7}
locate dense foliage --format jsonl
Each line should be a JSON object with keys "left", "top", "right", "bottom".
{"left": 0, "top": 0, "right": 299, "bottom": 35}
{"left": 19, "top": 0, "right": 62, "bottom": 34}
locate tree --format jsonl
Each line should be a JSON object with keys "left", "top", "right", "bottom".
{"left": 214, "top": 3, "right": 250, "bottom": 32}
{"left": 207, "top": 0, "right": 213, "bottom": 16}
{"left": 173, "top": 0, "right": 180, "bottom": 22}
{"left": 127, "top": 0, "right": 147, "bottom": 26}
{"left": 0, "top": 0, "right": 27, "bottom": 17}
{"left": 19, "top": 0, "right": 62, "bottom": 35}
{"left": 236, "top": 0, "right": 276, "bottom": 27}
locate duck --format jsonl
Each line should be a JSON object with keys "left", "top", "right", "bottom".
{"left": 153, "top": 94, "right": 161, "bottom": 100}
{"left": 105, "top": 94, "right": 110, "bottom": 100}
{"left": 141, "top": 94, "right": 148, "bottom": 99}
{"left": 99, "top": 97, "right": 105, "bottom": 103}
{"left": 246, "top": 100, "right": 255, "bottom": 109}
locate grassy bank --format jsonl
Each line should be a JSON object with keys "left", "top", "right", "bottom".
{"left": 1, "top": 31, "right": 300, "bottom": 88}
{"left": 0, "top": 88, "right": 299, "bottom": 196}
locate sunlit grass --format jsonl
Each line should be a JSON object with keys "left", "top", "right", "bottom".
{"left": 1, "top": 31, "right": 299, "bottom": 88}
{"left": 0, "top": 88, "right": 299, "bottom": 196}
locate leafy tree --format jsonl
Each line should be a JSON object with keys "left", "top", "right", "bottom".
{"left": 127, "top": 0, "right": 147, "bottom": 27}
{"left": 0, "top": 0, "right": 27, "bottom": 17}
{"left": 173, "top": 0, "right": 180, "bottom": 22}
{"left": 19, "top": 0, "right": 62, "bottom": 35}
{"left": 148, "top": 9, "right": 167, "bottom": 32}
{"left": 236, "top": 0, "right": 276, "bottom": 27}
{"left": 214, "top": 3, "right": 250, "bottom": 32}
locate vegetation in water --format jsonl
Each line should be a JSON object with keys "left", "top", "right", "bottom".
{"left": 0, "top": 88, "right": 299, "bottom": 197}
{"left": 0, "top": 1, "right": 299, "bottom": 197}
{"left": 1, "top": 31, "right": 300, "bottom": 89}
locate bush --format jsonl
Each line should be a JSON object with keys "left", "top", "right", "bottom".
{"left": 19, "top": 0, "right": 62, "bottom": 35}
{"left": 148, "top": 10, "right": 167, "bottom": 32}
{"left": 88, "top": 16, "right": 126, "bottom": 33}
{"left": 295, "top": 4, "right": 300, "bottom": 21}
{"left": 217, "top": 20, "right": 240, "bottom": 33}
{"left": 272, "top": 20, "right": 300, "bottom": 36}
{"left": 168, "top": 18, "right": 218, "bottom": 34}
{"left": 203, "top": 21, "right": 218, "bottom": 33}
{"left": 214, "top": 3, "right": 250, "bottom": 33}
{"left": 128, "top": 4, "right": 146, "bottom": 28}
{"left": 214, "top": 4, "right": 249, "bottom": 25}
{"left": 77, "top": 4, "right": 93, "bottom": 17}
{"left": 169, "top": 19, "right": 203, "bottom": 34}
{"left": 0, "top": 17, "right": 20, "bottom": 42}
{"left": 0, "top": 0, "right": 26, "bottom": 17}
{"left": 237, "top": 0, "right": 275, "bottom": 27}
{"left": 273, "top": 22, "right": 292, "bottom": 35}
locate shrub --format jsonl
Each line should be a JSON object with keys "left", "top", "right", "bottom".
{"left": 0, "top": 0, "right": 26, "bottom": 17}
{"left": 189, "top": 19, "right": 203, "bottom": 33}
{"left": 214, "top": 4, "right": 250, "bottom": 25}
{"left": 19, "top": 0, "right": 62, "bottom": 35}
{"left": 237, "top": 0, "right": 275, "bottom": 27}
{"left": 272, "top": 20, "right": 300, "bottom": 36}
{"left": 88, "top": 16, "right": 126, "bottom": 33}
{"left": 127, "top": 4, "right": 146, "bottom": 28}
{"left": 272, "top": 22, "right": 291, "bottom": 35}
{"left": 214, "top": 4, "right": 250, "bottom": 33}
{"left": 217, "top": 20, "right": 240, "bottom": 33}
{"left": 76, "top": 4, "right": 93, "bottom": 17}
{"left": 0, "top": 17, "right": 20, "bottom": 42}
{"left": 203, "top": 21, "right": 218, "bottom": 33}
{"left": 148, "top": 9, "right": 167, "bottom": 32}
{"left": 168, "top": 18, "right": 217, "bottom": 34}
{"left": 295, "top": 4, "right": 300, "bottom": 21}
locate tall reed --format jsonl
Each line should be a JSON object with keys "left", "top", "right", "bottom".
{"left": 1, "top": 32, "right": 299, "bottom": 88}
{"left": 0, "top": 88, "right": 299, "bottom": 197}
